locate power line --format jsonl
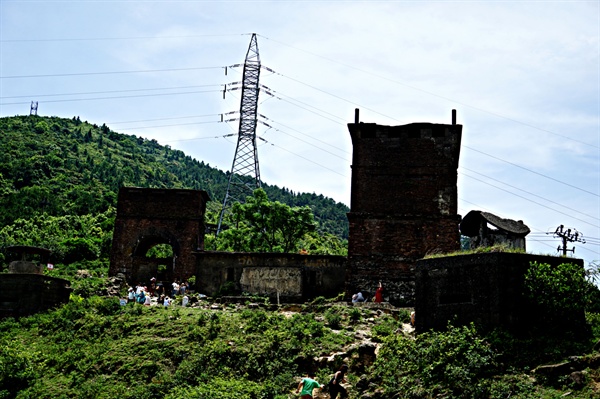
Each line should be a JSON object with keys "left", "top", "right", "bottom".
{"left": 461, "top": 166, "right": 600, "bottom": 222}
{"left": 0, "top": 33, "right": 248, "bottom": 43}
{"left": 0, "top": 66, "right": 223, "bottom": 79}
{"left": 463, "top": 145, "right": 599, "bottom": 198}
{"left": 0, "top": 89, "right": 220, "bottom": 106}
{"left": 259, "top": 34, "right": 599, "bottom": 150}
{"left": 0, "top": 84, "right": 221, "bottom": 99}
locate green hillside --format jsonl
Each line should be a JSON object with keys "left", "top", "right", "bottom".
{"left": 0, "top": 115, "right": 349, "bottom": 238}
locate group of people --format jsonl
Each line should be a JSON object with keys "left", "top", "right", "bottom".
{"left": 126, "top": 277, "right": 190, "bottom": 308}
{"left": 297, "top": 364, "right": 349, "bottom": 399}
{"left": 352, "top": 281, "right": 384, "bottom": 303}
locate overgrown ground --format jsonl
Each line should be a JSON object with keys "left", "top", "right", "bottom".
{"left": 1, "top": 288, "right": 600, "bottom": 399}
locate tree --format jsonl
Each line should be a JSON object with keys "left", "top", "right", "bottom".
{"left": 215, "top": 189, "right": 317, "bottom": 253}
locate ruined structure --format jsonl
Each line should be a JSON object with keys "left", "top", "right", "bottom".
{"left": 109, "top": 188, "right": 209, "bottom": 285}
{"left": 108, "top": 110, "right": 464, "bottom": 304}
{"left": 0, "top": 246, "right": 71, "bottom": 318}
{"left": 345, "top": 110, "right": 462, "bottom": 304}
{"left": 415, "top": 253, "right": 585, "bottom": 332}
{"left": 460, "top": 210, "right": 530, "bottom": 250}
{"left": 195, "top": 252, "right": 346, "bottom": 302}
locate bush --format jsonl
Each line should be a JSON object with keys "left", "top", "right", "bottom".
{"left": 371, "top": 323, "right": 497, "bottom": 398}
{"left": 324, "top": 308, "right": 342, "bottom": 329}
{"left": 524, "top": 262, "right": 589, "bottom": 332}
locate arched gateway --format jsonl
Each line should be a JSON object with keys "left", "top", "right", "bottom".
{"left": 109, "top": 187, "right": 210, "bottom": 285}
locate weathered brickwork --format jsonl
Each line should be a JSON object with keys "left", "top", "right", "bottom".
{"left": 109, "top": 187, "right": 209, "bottom": 284}
{"left": 415, "top": 253, "right": 585, "bottom": 332}
{"left": 346, "top": 121, "right": 462, "bottom": 305}
{"left": 0, "top": 274, "right": 71, "bottom": 318}
{"left": 195, "top": 251, "right": 346, "bottom": 301}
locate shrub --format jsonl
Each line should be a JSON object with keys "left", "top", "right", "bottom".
{"left": 371, "top": 323, "right": 497, "bottom": 398}
{"left": 524, "top": 262, "right": 589, "bottom": 332}
{"left": 324, "top": 308, "right": 342, "bottom": 329}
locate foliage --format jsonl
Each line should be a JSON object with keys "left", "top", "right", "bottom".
{"left": 210, "top": 189, "right": 345, "bottom": 255}
{"left": 372, "top": 323, "right": 498, "bottom": 398}
{"left": 524, "top": 262, "right": 590, "bottom": 329}
{"left": 0, "top": 294, "right": 599, "bottom": 398}
{"left": 0, "top": 115, "right": 349, "bottom": 247}
{"left": 0, "top": 210, "right": 115, "bottom": 266}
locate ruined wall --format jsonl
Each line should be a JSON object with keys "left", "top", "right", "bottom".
{"left": 109, "top": 187, "right": 209, "bottom": 284}
{"left": 346, "top": 121, "right": 462, "bottom": 305}
{"left": 415, "top": 253, "right": 585, "bottom": 332}
{"left": 195, "top": 251, "right": 346, "bottom": 301}
{"left": 0, "top": 274, "right": 71, "bottom": 318}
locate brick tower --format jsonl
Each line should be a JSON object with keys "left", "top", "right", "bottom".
{"left": 346, "top": 110, "right": 462, "bottom": 305}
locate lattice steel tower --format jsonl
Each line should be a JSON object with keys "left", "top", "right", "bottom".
{"left": 217, "top": 33, "right": 262, "bottom": 234}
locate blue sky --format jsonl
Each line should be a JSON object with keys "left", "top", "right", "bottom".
{"left": 1, "top": 1, "right": 599, "bottom": 269}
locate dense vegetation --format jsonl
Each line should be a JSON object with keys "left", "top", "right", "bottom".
{"left": 0, "top": 115, "right": 349, "bottom": 265}
{"left": 0, "top": 283, "right": 599, "bottom": 399}
{"left": 0, "top": 115, "right": 349, "bottom": 238}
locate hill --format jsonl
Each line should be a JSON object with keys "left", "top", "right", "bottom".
{"left": 1, "top": 294, "right": 599, "bottom": 398}
{"left": 0, "top": 115, "right": 349, "bottom": 238}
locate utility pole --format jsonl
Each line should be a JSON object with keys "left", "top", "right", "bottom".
{"left": 552, "top": 225, "right": 586, "bottom": 256}
{"left": 217, "top": 33, "right": 262, "bottom": 235}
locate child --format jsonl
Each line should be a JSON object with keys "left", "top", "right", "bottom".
{"left": 296, "top": 371, "right": 324, "bottom": 399}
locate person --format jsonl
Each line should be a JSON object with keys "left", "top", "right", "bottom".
{"left": 163, "top": 296, "right": 171, "bottom": 307}
{"left": 127, "top": 287, "right": 135, "bottom": 303}
{"left": 136, "top": 289, "right": 146, "bottom": 304}
{"left": 375, "top": 281, "right": 383, "bottom": 303}
{"left": 329, "top": 364, "right": 349, "bottom": 399}
{"left": 149, "top": 277, "right": 156, "bottom": 296}
{"left": 296, "top": 371, "right": 324, "bottom": 399}
{"left": 144, "top": 293, "right": 151, "bottom": 306}
{"left": 182, "top": 295, "right": 189, "bottom": 307}
{"left": 410, "top": 311, "right": 416, "bottom": 327}
{"left": 172, "top": 280, "right": 180, "bottom": 297}
{"left": 351, "top": 292, "right": 364, "bottom": 303}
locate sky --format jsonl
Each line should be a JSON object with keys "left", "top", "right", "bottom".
{"left": 1, "top": 1, "right": 599, "bottom": 270}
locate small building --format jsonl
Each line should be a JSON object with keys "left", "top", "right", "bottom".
{"left": 460, "top": 210, "right": 530, "bottom": 251}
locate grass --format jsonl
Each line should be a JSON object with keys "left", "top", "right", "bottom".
{"left": 424, "top": 243, "right": 527, "bottom": 259}
{"left": 0, "top": 293, "right": 599, "bottom": 398}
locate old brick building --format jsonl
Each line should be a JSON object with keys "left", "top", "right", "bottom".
{"left": 345, "top": 111, "right": 462, "bottom": 304}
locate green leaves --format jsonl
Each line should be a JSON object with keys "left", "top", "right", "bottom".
{"left": 523, "top": 261, "right": 595, "bottom": 335}
{"left": 213, "top": 188, "right": 346, "bottom": 255}
{"left": 215, "top": 189, "right": 315, "bottom": 253}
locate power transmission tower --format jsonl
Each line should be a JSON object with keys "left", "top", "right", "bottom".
{"left": 551, "top": 224, "right": 586, "bottom": 256}
{"left": 217, "top": 33, "right": 262, "bottom": 235}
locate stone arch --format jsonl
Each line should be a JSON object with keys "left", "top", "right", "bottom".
{"left": 130, "top": 230, "right": 181, "bottom": 285}
{"left": 109, "top": 187, "right": 209, "bottom": 285}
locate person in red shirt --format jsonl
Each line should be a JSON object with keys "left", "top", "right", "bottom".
{"left": 375, "top": 281, "right": 384, "bottom": 303}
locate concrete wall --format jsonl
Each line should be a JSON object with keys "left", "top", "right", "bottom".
{"left": 195, "top": 251, "right": 347, "bottom": 301}
{"left": 346, "top": 121, "right": 462, "bottom": 305}
{"left": 415, "top": 253, "right": 585, "bottom": 332}
{"left": 0, "top": 274, "right": 71, "bottom": 318}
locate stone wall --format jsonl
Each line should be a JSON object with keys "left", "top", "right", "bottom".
{"left": 195, "top": 251, "right": 347, "bottom": 301}
{"left": 0, "top": 274, "right": 71, "bottom": 318}
{"left": 346, "top": 121, "right": 462, "bottom": 305}
{"left": 109, "top": 187, "right": 210, "bottom": 284}
{"left": 415, "top": 253, "right": 585, "bottom": 332}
